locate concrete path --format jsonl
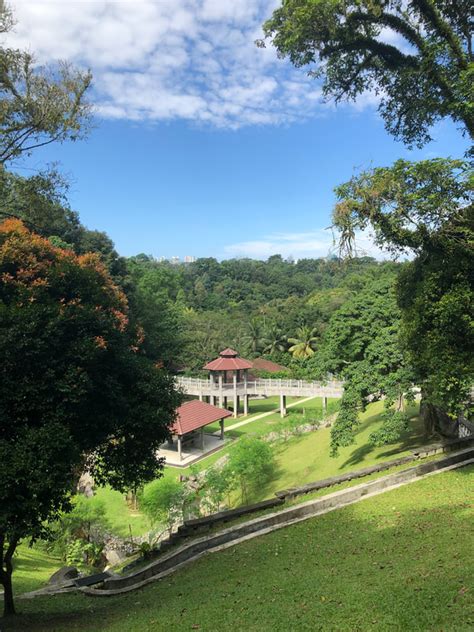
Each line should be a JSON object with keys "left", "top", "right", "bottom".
{"left": 221, "top": 395, "right": 320, "bottom": 432}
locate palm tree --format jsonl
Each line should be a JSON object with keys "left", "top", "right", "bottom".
{"left": 263, "top": 325, "right": 288, "bottom": 355}
{"left": 243, "top": 317, "right": 266, "bottom": 355}
{"left": 288, "top": 326, "right": 318, "bottom": 359}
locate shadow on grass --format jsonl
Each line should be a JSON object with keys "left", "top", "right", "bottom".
{"left": 340, "top": 406, "right": 425, "bottom": 470}
{"left": 3, "top": 465, "right": 472, "bottom": 632}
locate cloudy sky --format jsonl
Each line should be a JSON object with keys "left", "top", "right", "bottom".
{"left": 5, "top": 1, "right": 468, "bottom": 260}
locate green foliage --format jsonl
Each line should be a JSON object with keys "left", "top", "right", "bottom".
{"left": 332, "top": 158, "right": 473, "bottom": 431}
{"left": 0, "top": 220, "right": 180, "bottom": 615}
{"left": 288, "top": 325, "right": 318, "bottom": 359}
{"left": 261, "top": 0, "right": 474, "bottom": 146}
{"left": 0, "top": 4, "right": 92, "bottom": 164}
{"left": 200, "top": 466, "right": 233, "bottom": 514}
{"left": 318, "top": 273, "right": 415, "bottom": 454}
{"left": 140, "top": 478, "right": 186, "bottom": 534}
{"left": 226, "top": 438, "right": 276, "bottom": 504}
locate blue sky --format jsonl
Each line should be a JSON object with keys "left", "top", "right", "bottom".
{"left": 7, "top": 1, "right": 469, "bottom": 260}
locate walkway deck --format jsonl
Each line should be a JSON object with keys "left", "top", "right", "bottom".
{"left": 176, "top": 377, "right": 344, "bottom": 399}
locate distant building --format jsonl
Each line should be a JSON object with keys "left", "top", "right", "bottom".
{"left": 170, "top": 256, "right": 180, "bottom": 265}
{"left": 184, "top": 255, "right": 196, "bottom": 263}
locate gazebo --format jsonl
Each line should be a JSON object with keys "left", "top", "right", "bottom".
{"left": 169, "top": 399, "right": 232, "bottom": 461}
{"left": 204, "top": 348, "right": 253, "bottom": 417}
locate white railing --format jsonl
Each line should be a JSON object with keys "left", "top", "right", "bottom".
{"left": 176, "top": 376, "right": 344, "bottom": 398}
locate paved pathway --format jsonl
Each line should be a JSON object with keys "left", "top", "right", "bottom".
{"left": 221, "top": 395, "right": 320, "bottom": 432}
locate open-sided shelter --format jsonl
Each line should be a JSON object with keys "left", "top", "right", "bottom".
{"left": 169, "top": 399, "right": 232, "bottom": 461}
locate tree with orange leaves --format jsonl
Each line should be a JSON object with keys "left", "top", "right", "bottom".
{"left": 0, "top": 219, "right": 181, "bottom": 617}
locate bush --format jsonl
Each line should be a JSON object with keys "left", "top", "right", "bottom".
{"left": 227, "top": 438, "right": 275, "bottom": 504}
{"left": 140, "top": 478, "right": 187, "bottom": 535}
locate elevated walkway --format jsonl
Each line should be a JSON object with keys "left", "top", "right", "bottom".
{"left": 177, "top": 377, "right": 344, "bottom": 398}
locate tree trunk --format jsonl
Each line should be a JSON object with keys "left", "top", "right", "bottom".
{"left": 0, "top": 535, "right": 18, "bottom": 617}
{"left": 1, "top": 568, "right": 15, "bottom": 616}
{"left": 420, "top": 399, "right": 437, "bottom": 438}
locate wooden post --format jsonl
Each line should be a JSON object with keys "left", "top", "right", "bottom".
{"left": 323, "top": 396, "right": 328, "bottom": 416}
{"left": 244, "top": 369, "right": 249, "bottom": 416}
{"left": 219, "top": 418, "right": 224, "bottom": 440}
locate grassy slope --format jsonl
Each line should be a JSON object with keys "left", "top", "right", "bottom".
{"left": 9, "top": 398, "right": 425, "bottom": 596}
{"left": 10, "top": 545, "right": 62, "bottom": 595}
{"left": 4, "top": 465, "right": 473, "bottom": 631}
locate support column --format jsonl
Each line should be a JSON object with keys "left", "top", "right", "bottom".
{"left": 200, "top": 427, "right": 205, "bottom": 450}
{"left": 199, "top": 390, "right": 203, "bottom": 402}
{"left": 322, "top": 396, "right": 328, "bottom": 416}
{"left": 219, "top": 373, "right": 224, "bottom": 408}
{"left": 233, "top": 373, "right": 238, "bottom": 418}
{"left": 224, "top": 396, "right": 228, "bottom": 409}
{"left": 280, "top": 393, "right": 287, "bottom": 418}
{"left": 219, "top": 418, "right": 224, "bottom": 440}
{"left": 177, "top": 435, "right": 183, "bottom": 461}
{"left": 244, "top": 369, "right": 249, "bottom": 416}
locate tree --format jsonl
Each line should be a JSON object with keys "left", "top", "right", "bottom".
{"left": 243, "top": 317, "right": 266, "bottom": 356}
{"left": 0, "top": 4, "right": 92, "bottom": 165}
{"left": 332, "top": 158, "right": 473, "bottom": 438}
{"left": 0, "top": 219, "right": 181, "bottom": 616}
{"left": 262, "top": 324, "right": 288, "bottom": 355}
{"left": 288, "top": 325, "right": 318, "bottom": 359}
{"left": 227, "top": 438, "right": 275, "bottom": 504}
{"left": 140, "top": 478, "right": 187, "bottom": 536}
{"left": 260, "top": 0, "right": 473, "bottom": 146}
{"left": 318, "top": 274, "right": 416, "bottom": 454}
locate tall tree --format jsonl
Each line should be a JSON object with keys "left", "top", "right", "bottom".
{"left": 0, "top": 3, "right": 92, "bottom": 165}
{"left": 332, "top": 158, "right": 473, "bottom": 441}
{"left": 260, "top": 0, "right": 473, "bottom": 146}
{"left": 0, "top": 220, "right": 180, "bottom": 616}
{"left": 318, "top": 274, "right": 416, "bottom": 454}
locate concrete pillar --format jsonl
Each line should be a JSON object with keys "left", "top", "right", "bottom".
{"left": 199, "top": 391, "right": 203, "bottom": 402}
{"left": 219, "top": 418, "right": 224, "bottom": 440}
{"left": 244, "top": 394, "right": 249, "bottom": 416}
{"left": 280, "top": 393, "right": 287, "bottom": 418}
{"left": 233, "top": 373, "right": 238, "bottom": 418}
{"left": 219, "top": 373, "right": 224, "bottom": 408}
{"left": 224, "top": 396, "right": 228, "bottom": 409}
{"left": 200, "top": 428, "right": 205, "bottom": 450}
{"left": 322, "top": 396, "right": 328, "bottom": 415}
{"left": 177, "top": 435, "right": 183, "bottom": 461}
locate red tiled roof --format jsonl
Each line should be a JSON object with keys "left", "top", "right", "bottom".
{"left": 251, "top": 358, "right": 288, "bottom": 372}
{"left": 220, "top": 348, "right": 238, "bottom": 357}
{"left": 204, "top": 348, "right": 253, "bottom": 371}
{"left": 171, "top": 400, "right": 232, "bottom": 436}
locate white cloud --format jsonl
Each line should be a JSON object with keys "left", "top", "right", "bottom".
{"left": 223, "top": 229, "right": 390, "bottom": 260}
{"left": 4, "top": 0, "right": 380, "bottom": 128}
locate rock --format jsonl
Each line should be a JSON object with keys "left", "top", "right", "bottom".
{"left": 77, "top": 472, "right": 95, "bottom": 497}
{"left": 105, "top": 548, "right": 127, "bottom": 567}
{"left": 48, "top": 566, "right": 79, "bottom": 585}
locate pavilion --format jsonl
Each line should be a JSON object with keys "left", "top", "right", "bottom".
{"left": 203, "top": 348, "right": 253, "bottom": 417}
{"left": 167, "top": 399, "right": 232, "bottom": 463}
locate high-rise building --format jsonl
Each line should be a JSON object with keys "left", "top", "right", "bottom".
{"left": 184, "top": 255, "right": 196, "bottom": 263}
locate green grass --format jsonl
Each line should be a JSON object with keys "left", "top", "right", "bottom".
{"left": 11, "top": 544, "right": 62, "bottom": 595}
{"left": 92, "top": 487, "right": 150, "bottom": 539}
{"left": 4, "top": 465, "right": 473, "bottom": 631}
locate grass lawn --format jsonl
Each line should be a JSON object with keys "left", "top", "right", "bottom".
{"left": 92, "top": 487, "right": 150, "bottom": 539}
{"left": 4, "top": 464, "right": 473, "bottom": 631}
{"left": 11, "top": 544, "right": 62, "bottom": 595}
{"left": 248, "top": 400, "right": 426, "bottom": 503}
